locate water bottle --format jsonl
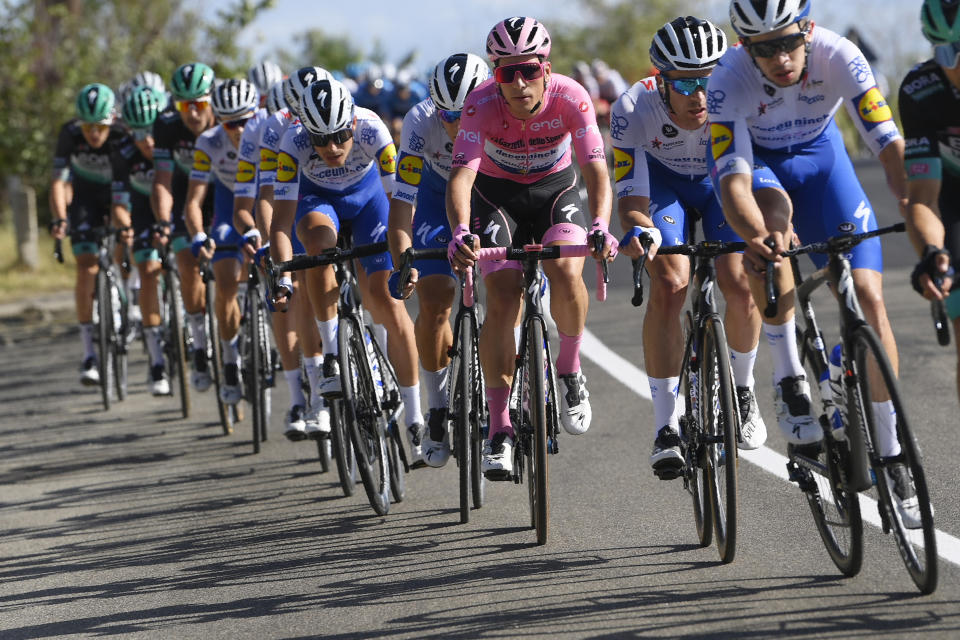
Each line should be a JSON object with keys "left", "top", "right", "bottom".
{"left": 364, "top": 329, "right": 384, "bottom": 399}
{"left": 827, "top": 343, "right": 846, "bottom": 438}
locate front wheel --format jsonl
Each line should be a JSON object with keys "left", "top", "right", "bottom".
{"left": 96, "top": 267, "right": 113, "bottom": 411}
{"left": 205, "top": 278, "right": 233, "bottom": 435}
{"left": 681, "top": 312, "right": 712, "bottom": 549}
{"left": 528, "top": 320, "right": 549, "bottom": 545}
{"left": 165, "top": 271, "right": 190, "bottom": 419}
{"left": 329, "top": 399, "right": 357, "bottom": 496}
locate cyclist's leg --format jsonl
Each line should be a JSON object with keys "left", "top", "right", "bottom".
{"left": 135, "top": 235, "right": 168, "bottom": 395}
{"left": 210, "top": 209, "right": 244, "bottom": 405}
{"left": 71, "top": 226, "right": 100, "bottom": 383}
{"left": 273, "top": 223, "right": 308, "bottom": 437}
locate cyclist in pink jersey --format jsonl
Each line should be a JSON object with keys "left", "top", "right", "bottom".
{"left": 447, "top": 17, "right": 617, "bottom": 476}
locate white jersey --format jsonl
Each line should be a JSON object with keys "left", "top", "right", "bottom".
{"left": 256, "top": 108, "right": 299, "bottom": 188}
{"left": 610, "top": 77, "right": 710, "bottom": 200}
{"left": 707, "top": 26, "right": 900, "bottom": 180}
{"left": 273, "top": 106, "right": 397, "bottom": 201}
{"left": 233, "top": 107, "right": 270, "bottom": 198}
{"left": 191, "top": 109, "right": 267, "bottom": 187}
{"left": 393, "top": 98, "right": 454, "bottom": 204}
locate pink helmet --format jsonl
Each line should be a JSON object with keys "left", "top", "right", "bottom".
{"left": 486, "top": 17, "right": 552, "bottom": 62}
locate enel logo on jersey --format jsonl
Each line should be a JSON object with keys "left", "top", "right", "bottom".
{"left": 855, "top": 87, "right": 892, "bottom": 131}
{"left": 397, "top": 153, "right": 423, "bottom": 186}
{"left": 710, "top": 123, "right": 734, "bottom": 160}
{"left": 613, "top": 148, "right": 634, "bottom": 183}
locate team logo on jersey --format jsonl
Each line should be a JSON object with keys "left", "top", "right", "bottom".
{"left": 613, "top": 147, "right": 634, "bottom": 182}
{"left": 764, "top": 84, "right": 776, "bottom": 97}
{"left": 662, "top": 124, "right": 678, "bottom": 138}
{"left": 260, "top": 148, "right": 278, "bottom": 172}
{"left": 397, "top": 153, "right": 423, "bottom": 186}
{"left": 465, "top": 105, "right": 476, "bottom": 117}
{"left": 710, "top": 123, "right": 734, "bottom": 160}
{"left": 378, "top": 143, "right": 397, "bottom": 175}
{"left": 236, "top": 160, "right": 256, "bottom": 183}
{"left": 276, "top": 151, "right": 298, "bottom": 183}
{"left": 651, "top": 137, "right": 663, "bottom": 149}
{"left": 578, "top": 101, "right": 589, "bottom": 112}
{"left": 192, "top": 149, "right": 211, "bottom": 172}
{"left": 663, "top": 216, "right": 676, "bottom": 225}
{"left": 855, "top": 87, "right": 892, "bottom": 130}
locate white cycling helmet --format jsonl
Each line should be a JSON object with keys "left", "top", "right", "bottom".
{"left": 265, "top": 80, "right": 287, "bottom": 114}
{"left": 283, "top": 66, "right": 332, "bottom": 118}
{"left": 650, "top": 17, "right": 728, "bottom": 71}
{"left": 729, "top": 0, "right": 811, "bottom": 37}
{"left": 299, "top": 78, "right": 354, "bottom": 134}
{"left": 211, "top": 78, "right": 259, "bottom": 119}
{"left": 429, "top": 53, "right": 490, "bottom": 112}
{"left": 247, "top": 61, "right": 283, "bottom": 95}
{"left": 131, "top": 70, "right": 166, "bottom": 94}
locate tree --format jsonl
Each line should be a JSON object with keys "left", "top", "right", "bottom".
{"left": 277, "top": 29, "right": 365, "bottom": 74}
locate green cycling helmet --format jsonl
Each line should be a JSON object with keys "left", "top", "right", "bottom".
{"left": 921, "top": 0, "right": 960, "bottom": 45}
{"left": 122, "top": 86, "right": 162, "bottom": 129}
{"left": 170, "top": 62, "right": 215, "bottom": 100}
{"left": 76, "top": 83, "right": 115, "bottom": 123}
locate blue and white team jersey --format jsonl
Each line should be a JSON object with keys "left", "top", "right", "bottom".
{"left": 255, "top": 108, "right": 299, "bottom": 189}
{"left": 707, "top": 26, "right": 900, "bottom": 181}
{"left": 232, "top": 108, "right": 270, "bottom": 199}
{"left": 273, "top": 106, "right": 397, "bottom": 200}
{"left": 706, "top": 26, "right": 902, "bottom": 272}
{"left": 393, "top": 98, "right": 455, "bottom": 277}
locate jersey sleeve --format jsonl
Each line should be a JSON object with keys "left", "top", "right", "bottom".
{"left": 233, "top": 121, "right": 261, "bottom": 198}
{"left": 110, "top": 145, "right": 133, "bottom": 209}
{"left": 610, "top": 92, "right": 650, "bottom": 200}
{"left": 152, "top": 117, "right": 175, "bottom": 173}
{"left": 52, "top": 123, "right": 73, "bottom": 181}
{"left": 273, "top": 124, "right": 306, "bottom": 202}
{"left": 189, "top": 134, "right": 213, "bottom": 183}
{"left": 451, "top": 90, "right": 484, "bottom": 173}
{"left": 258, "top": 116, "right": 283, "bottom": 187}
{"left": 707, "top": 61, "right": 755, "bottom": 181}
{"left": 898, "top": 75, "right": 941, "bottom": 182}
{"left": 832, "top": 38, "right": 901, "bottom": 155}
{"left": 357, "top": 117, "right": 397, "bottom": 194}
{"left": 392, "top": 108, "right": 426, "bottom": 204}
{"left": 565, "top": 82, "right": 606, "bottom": 166}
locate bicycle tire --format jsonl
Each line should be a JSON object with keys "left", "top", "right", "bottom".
{"left": 339, "top": 317, "right": 390, "bottom": 515}
{"left": 794, "top": 331, "right": 863, "bottom": 577}
{"left": 96, "top": 267, "right": 113, "bottom": 411}
{"left": 528, "top": 320, "right": 549, "bottom": 545}
{"left": 681, "top": 312, "right": 712, "bottom": 548}
{"left": 853, "top": 325, "right": 938, "bottom": 594}
{"left": 248, "top": 285, "right": 265, "bottom": 454}
{"left": 113, "top": 277, "right": 129, "bottom": 401}
{"left": 316, "top": 436, "right": 332, "bottom": 473}
{"left": 167, "top": 271, "right": 190, "bottom": 418}
{"left": 702, "top": 317, "right": 738, "bottom": 564}
{"left": 454, "top": 313, "right": 473, "bottom": 523}
{"left": 329, "top": 399, "right": 357, "bottom": 496}
{"left": 470, "top": 304, "right": 487, "bottom": 510}
{"left": 387, "top": 421, "right": 406, "bottom": 503}
{"left": 206, "top": 279, "right": 233, "bottom": 435}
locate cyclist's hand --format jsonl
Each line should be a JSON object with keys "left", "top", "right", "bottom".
{"left": 117, "top": 227, "right": 134, "bottom": 246}
{"left": 192, "top": 233, "right": 215, "bottom": 261}
{"left": 590, "top": 218, "right": 619, "bottom": 261}
{"left": 151, "top": 222, "right": 171, "bottom": 248}
{"left": 912, "top": 245, "right": 955, "bottom": 301}
{"left": 241, "top": 228, "right": 261, "bottom": 259}
{"left": 447, "top": 224, "right": 477, "bottom": 273}
{"left": 619, "top": 226, "right": 661, "bottom": 260}
{"left": 743, "top": 232, "right": 784, "bottom": 278}
{"left": 254, "top": 243, "right": 271, "bottom": 270}
{"left": 388, "top": 267, "right": 418, "bottom": 300}
{"left": 49, "top": 219, "right": 67, "bottom": 240}
{"left": 272, "top": 276, "right": 293, "bottom": 313}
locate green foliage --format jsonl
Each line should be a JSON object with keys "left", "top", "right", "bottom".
{"left": 278, "top": 29, "right": 365, "bottom": 74}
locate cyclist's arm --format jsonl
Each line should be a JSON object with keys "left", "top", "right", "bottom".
{"left": 152, "top": 168, "right": 174, "bottom": 225}
{"left": 183, "top": 179, "right": 208, "bottom": 238}
{"left": 878, "top": 138, "right": 908, "bottom": 210}
{"left": 388, "top": 197, "right": 415, "bottom": 265}
{"left": 255, "top": 185, "right": 274, "bottom": 240}
{"left": 582, "top": 159, "right": 613, "bottom": 229}
{"left": 445, "top": 166, "right": 475, "bottom": 231}
{"left": 718, "top": 172, "right": 780, "bottom": 274}
{"left": 906, "top": 178, "right": 947, "bottom": 252}
{"left": 49, "top": 178, "right": 69, "bottom": 234}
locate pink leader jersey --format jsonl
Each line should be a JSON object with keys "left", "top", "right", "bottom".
{"left": 451, "top": 74, "right": 606, "bottom": 183}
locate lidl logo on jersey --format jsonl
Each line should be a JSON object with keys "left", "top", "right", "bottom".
{"left": 260, "top": 148, "right": 278, "bottom": 172}
{"left": 236, "top": 160, "right": 256, "bottom": 183}
{"left": 613, "top": 147, "right": 634, "bottom": 183}
{"left": 276, "top": 152, "right": 298, "bottom": 182}
{"left": 378, "top": 143, "right": 397, "bottom": 175}
{"left": 193, "top": 149, "right": 211, "bottom": 172}
{"left": 397, "top": 153, "right": 423, "bottom": 186}
{"left": 710, "top": 123, "right": 734, "bottom": 160}
{"left": 855, "top": 87, "right": 892, "bottom": 131}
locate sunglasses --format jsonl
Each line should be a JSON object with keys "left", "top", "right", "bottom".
{"left": 132, "top": 128, "right": 153, "bottom": 141}
{"left": 666, "top": 76, "right": 710, "bottom": 96}
{"left": 81, "top": 123, "right": 110, "bottom": 134}
{"left": 309, "top": 128, "right": 353, "bottom": 147}
{"left": 745, "top": 31, "right": 807, "bottom": 58}
{"left": 493, "top": 62, "right": 544, "bottom": 84}
{"left": 934, "top": 41, "right": 960, "bottom": 68}
{"left": 221, "top": 115, "right": 253, "bottom": 130}
{"left": 175, "top": 98, "right": 211, "bottom": 113}
{"left": 438, "top": 109, "right": 461, "bottom": 123}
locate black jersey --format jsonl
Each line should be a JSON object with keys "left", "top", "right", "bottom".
{"left": 53, "top": 120, "right": 129, "bottom": 224}
{"left": 152, "top": 107, "right": 213, "bottom": 232}
{"left": 899, "top": 59, "right": 960, "bottom": 267}
{"left": 111, "top": 140, "right": 155, "bottom": 233}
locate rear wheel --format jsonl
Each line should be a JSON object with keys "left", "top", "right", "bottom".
{"left": 330, "top": 399, "right": 357, "bottom": 496}
{"left": 387, "top": 421, "right": 406, "bottom": 503}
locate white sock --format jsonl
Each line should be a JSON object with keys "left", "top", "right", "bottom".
{"left": 80, "top": 323, "right": 96, "bottom": 359}
{"left": 187, "top": 313, "right": 207, "bottom": 351}
{"left": 145, "top": 326, "right": 164, "bottom": 366}
{"left": 730, "top": 346, "right": 758, "bottom": 389}
{"left": 304, "top": 354, "right": 323, "bottom": 403}
{"left": 649, "top": 376, "right": 680, "bottom": 432}
{"left": 763, "top": 319, "right": 804, "bottom": 383}
{"left": 316, "top": 318, "right": 338, "bottom": 356}
{"left": 399, "top": 384, "right": 422, "bottom": 427}
{"left": 221, "top": 334, "right": 240, "bottom": 366}
{"left": 514, "top": 325, "right": 522, "bottom": 353}
{"left": 374, "top": 323, "right": 387, "bottom": 354}
{"left": 422, "top": 366, "right": 449, "bottom": 410}
{"left": 872, "top": 400, "right": 900, "bottom": 458}
{"left": 284, "top": 368, "right": 306, "bottom": 408}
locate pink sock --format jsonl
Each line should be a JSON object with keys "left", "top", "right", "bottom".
{"left": 556, "top": 330, "right": 583, "bottom": 376}
{"left": 486, "top": 386, "right": 512, "bottom": 439}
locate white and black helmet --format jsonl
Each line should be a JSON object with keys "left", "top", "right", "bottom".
{"left": 265, "top": 81, "right": 287, "bottom": 114}
{"left": 283, "top": 66, "right": 333, "bottom": 118}
{"left": 729, "top": 0, "right": 811, "bottom": 37}
{"left": 299, "top": 78, "right": 354, "bottom": 134}
{"left": 211, "top": 78, "right": 259, "bottom": 119}
{"left": 650, "top": 17, "right": 728, "bottom": 72}
{"left": 429, "top": 53, "right": 489, "bottom": 112}
{"left": 247, "top": 61, "right": 283, "bottom": 95}
{"left": 131, "top": 70, "right": 166, "bottom": 94}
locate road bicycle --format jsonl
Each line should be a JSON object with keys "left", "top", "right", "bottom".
{"left": 782, "top": 222, "right": 937, "bottom": 594}
{"left": 241, "top": 259, "right": 275, "bottom": 453}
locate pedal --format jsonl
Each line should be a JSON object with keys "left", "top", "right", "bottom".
{"left": 653, "top": 461, "right": 684, "bottom": 481}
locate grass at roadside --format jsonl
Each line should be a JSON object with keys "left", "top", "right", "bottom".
{"left": 0, "top": 223, "right": 74, "bottom": 303}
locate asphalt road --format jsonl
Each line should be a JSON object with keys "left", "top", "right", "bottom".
{"left": 1, "top": 161, "right": 958, "bottom": 639}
